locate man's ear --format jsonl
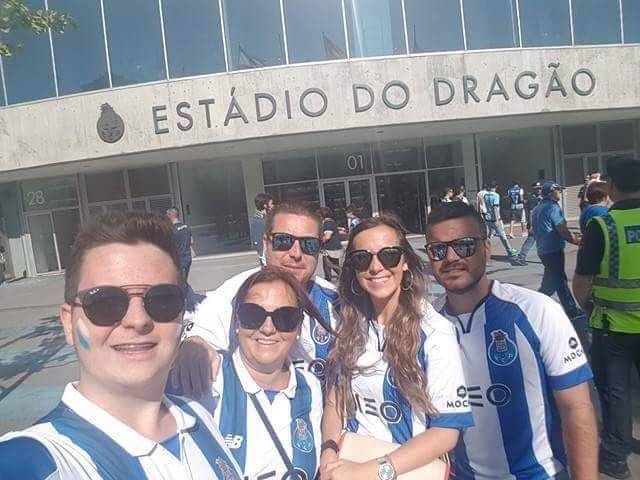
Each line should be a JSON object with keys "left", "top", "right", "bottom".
{"left": 60, "top": 304, "right": 75, "bottom": 347}
{"left": 484, "top": 239, "right": 492, "bottom": 258}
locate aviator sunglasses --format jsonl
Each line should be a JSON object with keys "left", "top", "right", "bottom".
{"left": 425, "top": 237, "right": 483, "bottom": 262}
{"left": 72, "top": 284, "right": 185, "bottom": 327}
{"left": 237, "top": 303, "right": 304, "bottom": 332}
{"left": 270, "top": 232, "right": 321, "bottom": 256}
{"left": 347, "top": 246, "right": 405, "bottom": 271}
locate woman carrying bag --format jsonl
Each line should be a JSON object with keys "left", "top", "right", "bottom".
{"left": 321, "top": 216, "right": 473, "bottom": 480}
{"left": 210, "top": 266, "right": 331, "bottom": 480}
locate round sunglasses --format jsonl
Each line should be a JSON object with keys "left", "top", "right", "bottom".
{"left": 72, "top": 284, "right": 185, "bottom": 327}
{"left": 424, "top": 237, "right": 483, "bottom": 262}
{"left": 270, "top": 233, "right": 321, "bottom": 256}
{"left": 236, "top": 303, "right": 304, "bottom": 332}
{"left": 347, "top": 246, "right": 405, "bottom": 271}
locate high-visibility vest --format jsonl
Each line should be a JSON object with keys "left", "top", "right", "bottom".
{"left": 590, "top": 208, "right": 640, "bottom": 333}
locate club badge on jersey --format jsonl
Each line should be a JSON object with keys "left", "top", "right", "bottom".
{"left": 293, "top": 419, "right": 314, "bottom": 453}
{"left": 487, "top": 329, "right": 519, "bottom": 366}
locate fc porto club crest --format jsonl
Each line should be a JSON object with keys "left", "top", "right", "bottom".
{"left": 214, "top": 457, "right": 237, "bottom": 480}
{"left": 97, "top": 103, "right": 125, "bottom": 143}
{"left": 293, "top": 418, "right": 314, "bottom": 453}
{"left": 312, "top": 323, "right": 330, "bottom": 345}
{"left": 488, "top": 329, "right": 518, "bottom": 366}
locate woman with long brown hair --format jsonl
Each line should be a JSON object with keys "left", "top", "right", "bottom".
{"left": 320, "top": 215, "right": 473, "bottom": 480}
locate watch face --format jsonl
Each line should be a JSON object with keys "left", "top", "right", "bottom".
{"left": 378, "top": 462, "right": 395, "bottom": 480}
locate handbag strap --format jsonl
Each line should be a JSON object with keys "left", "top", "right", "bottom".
{"left": 248, "top": 392, "right": 299, "bottom": 479}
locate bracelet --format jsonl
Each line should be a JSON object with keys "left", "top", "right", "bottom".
{"left": 320, "top": 440, "right": 339, "bottom": 454}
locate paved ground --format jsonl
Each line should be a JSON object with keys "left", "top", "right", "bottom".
{"left": 0, "top": 236, "right": 637, "bottom": 478}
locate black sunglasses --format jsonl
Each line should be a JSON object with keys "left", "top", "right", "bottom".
{"left": 347, "top": 246, "right": 405, "bottom": 271}
{"left": 425, "top": 237, "right": 483, "bottom": 262}
{"left": 237, "top": 303, "right": 304, "bottom": 332}
{"left": 72, "top": 284, "right": 185, "bottom": 327}
{"left": 270, "top": 232, "right": 321, "bottom": 256}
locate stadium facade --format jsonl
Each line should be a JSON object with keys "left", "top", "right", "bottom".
{"left": 1, "top": 0, "right": 639, "bottom": 278}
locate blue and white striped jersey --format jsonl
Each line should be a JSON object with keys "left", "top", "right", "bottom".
{"left": 213, "top": 350, "right": 323, "bottom": 480}
{"left": 187, "top": 268, "right": 339, "bottom": 378}
{"left": 435, "top": 281, "right": 593, "bottom": 480}
{"left": 0, "top": 383, "right": 242, "bottom": 480}
{"left": 346, "top": 304, "right": 474, "bottom": 444}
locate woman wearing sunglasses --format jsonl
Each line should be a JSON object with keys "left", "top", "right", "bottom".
{"left": 321, "top": 215, "right": 473, "bottom": 480}
{"left": 210, "top": 266, "right": 330, "bottom": 480}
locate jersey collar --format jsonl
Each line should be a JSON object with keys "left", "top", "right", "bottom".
{"left": 60, "top": 382, "right": 197, "bottom": 457}
{"left": 231, "top": 350, "right": 298, "bottom": 399}
{"left": 435, "top": 280, "right": 498, "bottom": 334}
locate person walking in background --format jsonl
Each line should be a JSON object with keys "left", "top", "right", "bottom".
{"left": 530, "top": 182, "right": 584, "bottom": 320}
{"left": 579, "top": 172, "right": 601, "bottom": 212}
{"left": 512, "top": 181, "right": 544, "bottom": 266}
{"left": 476, "top": 184, "right": 489, "bottom": 220}
{"left": 426, "top": 203, "right": 597, "bottom": 480}
{"left": 484, "top": 182, "right": 518, "bottom": 258}
{"left": 167, "top": 207, "right": 197, "bottom": 311}
{"left": 453, "top": 185, "right": 469, "bottom": 204}
{"left": 344, "top": 204, "right": 361, "bottom": 232}
{"left": 441, "top": 187, "right": 454, "bottom": 203}
{"left": 508, "top": 181, "right": 527, "bottom": 238}
{"left": 0, "top": 246, "right": 6, "bottom": 286}
{"left": 320, "top": 207, "right": 343, "bottom": 282}
{"left": 250, "top": 192, "right": 274, "bottom": 266}
{"left": 572, "top": 158, "right": 640, "bottom": 480}
{"left": 579, "top": 181, "right": 610, "bottom": 234}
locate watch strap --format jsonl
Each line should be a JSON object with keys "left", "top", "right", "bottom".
{"left": 320, "top": 440, "right": 339, "bottom": 454}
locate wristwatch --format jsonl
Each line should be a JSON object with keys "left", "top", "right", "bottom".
{"left": 376, "top": 456, "right": 397, "bottom": 480}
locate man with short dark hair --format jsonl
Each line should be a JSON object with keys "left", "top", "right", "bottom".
{"left": 166, "top": 207, "right": 196, "bottom": 311}
{"left": 173, "top": 202, "right": 339, "bottom": 396}
{"left": 483, "top": 182, "right": 517, "bottom": 258}
{"left": 0, "top": 212, "right": 241, "bottom": 479}
{"left": 530, "top": 181, "right": 583, "bottom": 319}
{"left": 425, "top": 202, "right": 598, "bottom": 480}
{"left": 250, "top": 193, "right": 274, "bottom": 265}
{"left": 572, "top": 158, "right": 640, "bottom": 479}
{"left": 513, "top": 181, "right": 544, "bottom": 266}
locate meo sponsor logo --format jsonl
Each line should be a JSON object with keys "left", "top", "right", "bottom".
{"left": 564, "top": 336, "right": 584, "bottom": 364}
{"left": 446, "top": 385, "right": 470, "bottom": 409}
{"left": 224, "top": 434, "right": 244, "bottom": 449}
{"left": 458, "top": 384, "right": 512, "bottom": 407}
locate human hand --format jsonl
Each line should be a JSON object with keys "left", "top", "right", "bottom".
{"left": 169, "top": 336, "right": 220, "bottom": 398}
{"left": 319, "top": 449, "right": 339, "bottom": 480}
{"left": 323, "top": 459, "right": 377, "bottom": 480}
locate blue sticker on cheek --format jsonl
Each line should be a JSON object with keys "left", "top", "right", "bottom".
{"left": 77, "top": 328, "right": 90, "bottom": 351}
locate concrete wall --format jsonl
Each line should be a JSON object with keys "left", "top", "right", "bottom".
{"left": 1, "top": 46, "right": 639, "bottom": 174}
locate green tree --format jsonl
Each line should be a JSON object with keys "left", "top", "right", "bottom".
{"left": 0, "top": 0, "right": 73, "bottom": 57}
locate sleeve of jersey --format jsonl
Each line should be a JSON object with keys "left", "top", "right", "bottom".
{"left": 425, "top": 319, "right": 474, "bottom": 430}
{"left": 0, "top": 436, "right": 60, "bottom": 480}
{"left": 537, "top": 299, "right": 593, "bottom": 391}
{"left": 184, "top": 291, "right": 233, "bottom": 350}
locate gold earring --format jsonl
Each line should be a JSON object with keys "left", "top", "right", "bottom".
{"left": 351, "top": 278, "right": 362, "bottom": 296}
{"left": 401, "top": 270, "right": 414, "bottom": 291}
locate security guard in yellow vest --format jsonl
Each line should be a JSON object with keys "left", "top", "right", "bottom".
{"left": 573, "top": 157, "right": 640, "bottom": 480}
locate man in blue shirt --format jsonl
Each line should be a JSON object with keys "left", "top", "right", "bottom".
{"left": 531, "top": 181, "right": 583, "bottom": 319}
{"left": 483, "top": 182, "right": 517, "bottom": 258}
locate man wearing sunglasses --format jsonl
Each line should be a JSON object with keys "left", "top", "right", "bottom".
{"left": 174, "top": 202, "right": 338, "bottom": 397}
{"left": 0, "top": 212, "right": 242, "bottom": 479}
{"left": 425, "top": 203, "right": 598, "bottom": 480}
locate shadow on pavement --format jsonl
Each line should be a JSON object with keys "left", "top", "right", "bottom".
{"left": 0, "top": 317, "right": 74, "bottom": 403}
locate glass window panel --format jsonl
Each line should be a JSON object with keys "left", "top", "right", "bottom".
{"left": 463, "top": 0, "right": 518, "bottom": 49}
{"left": 22, "top": 177, "right": 78, "bottom": 212}
{"left": 52, "top": 209, "right": 81, "bottom": 269}
{"left": 373, "top": 140, "right": 424, "bottom": 173}
{"left": 428, "top": 167, "right": 466, "bottom": 201}
{"left": 50, "top": 0, "right": 109, "bottom": 95}
{"left": 1, "top": 0, "right": 55, "bottom": 104}
{"left": 104, "top": 0, "right": 165, "bottom": 87}
{"left": 563, "top": 157, "right": 586, "bottom": 186}
{"left": 266, "top": 182, "right": 320, "bottom": 206}
{"left": 85, "top": 171, "right": 126, "bottom": 203}
{"left": 573, "top": 0, "right": 621, "bottom": 45}
{"left": 178, "top": 159, "right": 249, "bottom": 255}
{"left": 519, "top": 0, "right": 571, "bottom": 47}
{"left": 425, "top": 143, "right": 464, "bottom": 169}
{"left": 128, "top": 166, "right": 170, "bottom": 197}
{"left": 27, "top": 214, "right": 59, "bottom": 273}
{"left": 376, "top": 173, "right": 427, "bottom": 233}
{"left": 562, "top": 125, "right": 598, "bottom": 154}
{"left": 603, "top": 152, "right": 634, "bottom": 174}
{"left": 0, "top": 66, "right": 5, "bottom": 106}
{"left": 318, "top": 144, "right": 372, "bottom": 178}
{"left": 262, "top": 153, "right": 317, "bottom": 185}
{"left": 162, "top": 0, "right": 226, "bottom": 78}
{"left": 405, "top": 0, "right": 464, "bottom": 53}
{"left": 345, "top": 0, "right": 405, "bottom": 57}
{"left": 479, "top": 129, "right": 554, "bottom": 196}
{"left": 600, "top": 122, "right": 635, "bottom": 152}
{"left": 223, "top": 0, "right": 285, "bottom": 70}
{"left": 285, "top": 0, "right": 347, "bottom": 63}
{"left": 623, "top": 0, "right": 640, "bottom": 43}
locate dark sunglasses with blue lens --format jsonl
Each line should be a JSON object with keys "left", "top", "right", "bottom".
{"left": 270, "top": 232, "right": 321, "bottom": 256}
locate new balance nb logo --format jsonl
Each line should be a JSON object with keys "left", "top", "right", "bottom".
{"left": 224, "top": 434, "right": 244, "bottom": 449}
